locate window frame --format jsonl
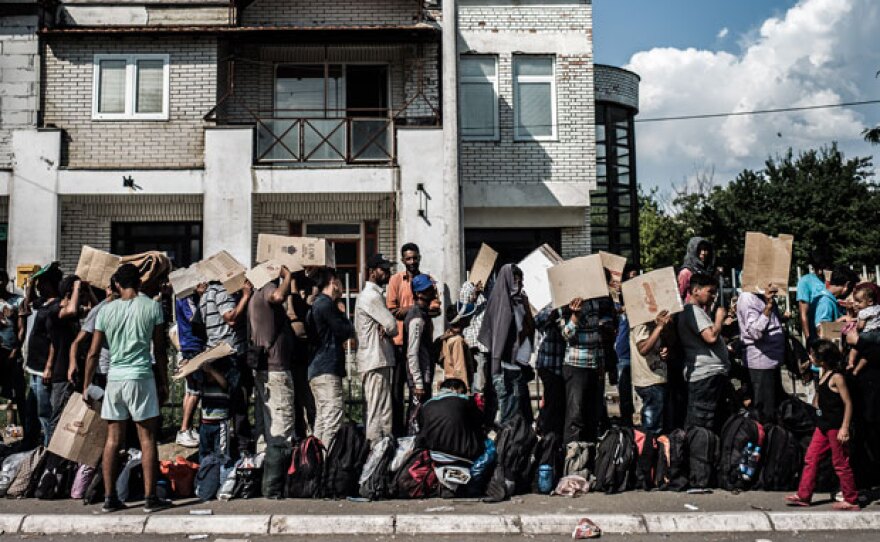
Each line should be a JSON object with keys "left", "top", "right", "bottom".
{"left": 459, "top": 54, "right": 499, "bottom": 141}
{"left": 512, "top": 54, "right": 557, "bottom": 142}
{"left": 92, "top": 54, "right": 170, "bottom": 121}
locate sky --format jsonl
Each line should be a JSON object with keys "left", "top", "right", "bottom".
{"left": 593, "top": 0, "right": 880, "bottom": 192}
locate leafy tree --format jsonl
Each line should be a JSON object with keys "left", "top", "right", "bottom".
{"left": 638, "top": 188, "right": 687, "bottom": 270}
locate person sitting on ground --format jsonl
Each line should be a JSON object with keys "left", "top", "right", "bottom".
{"left": 786, "top": 340, "right": 859, "bottom": 511}
{"left": 82, "top": 263, "right": 171, "bottom": 513}
{"left": 415, "top": 378, "right": 485, "bottom": 461}
{"left": 438, "top": 305, "right": 475, "bottom": 391}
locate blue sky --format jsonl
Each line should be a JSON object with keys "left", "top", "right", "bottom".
{"left": 591, "top": 0, "right": 880, "bottom": 191}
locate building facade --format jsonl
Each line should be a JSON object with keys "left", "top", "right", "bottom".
{"left": 1, "top": 0, "right": 639, "bottom": 292}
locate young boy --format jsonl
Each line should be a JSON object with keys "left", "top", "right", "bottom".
{"left": 193, "top": 358, "right": 239, "bottom": 462}
{"left": 438, "top": 305, "right": 475, "bottom": 391}
{"left": 630, "top": 310, "right": 673, "bottom": 434}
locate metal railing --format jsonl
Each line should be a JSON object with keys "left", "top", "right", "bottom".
{"left": 254, "top": 111, "right": 396, "bottom": 165}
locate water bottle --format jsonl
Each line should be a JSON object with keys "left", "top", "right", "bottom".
{"left": 745, "top": 446, "right": 761, "bottom": 482}
{"left": 739, "top": 443, "right": 753, "bottom": 479}
{"left": 537, "top": 464, "right": 554, "bottom": 494}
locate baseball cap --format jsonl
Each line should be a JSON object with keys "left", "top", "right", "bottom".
{"left": 411, "top": 274, "right": 434, "bottom": 293}
{"left": 366, "top": 253, "right": 394, "bottom": 270}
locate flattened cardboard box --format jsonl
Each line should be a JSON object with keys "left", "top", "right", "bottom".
{"left": 257, "top": 234, "right": 332, "bottom": 269}
{"left": 740, "top": 232, "right": 794, "bottom": 293}
{"left": 196, "top": 251, "right": 247, "bottom": 294}
{"left": 246, "top": 260, "right": 284, "bottom": 290}
{"left": 621, "top": 267, "right": 683, "bottom": 327}
{"left": 173, "top": 342, "right": 236, "bottom": 380}
{"left": 169, "top": 265, "right": 208, "bottom": 298}
{"left": 547, "top": 254, "right": 608, "bottom": 308}
{"left": 469, "top": 243, "right": 498, "bottom": 288}
{"left": 75, "top": 246, "right": 121, "bottom": 290}
{"left": 47, "top": 392, "right": 108, "bottom": 467}
{"left": 518, "top": 244, "right": 564, "bottom": 311}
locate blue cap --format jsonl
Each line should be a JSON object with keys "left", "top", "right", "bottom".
{"left": 411, "top": 274, "right": 434, "bottom": 293}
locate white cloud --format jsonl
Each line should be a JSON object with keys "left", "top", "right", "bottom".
{"left": 717, "top": 27, "right": 729, "bottom": 39}
{"left": 627, "top": 0, "right": 880, "bottom": 191}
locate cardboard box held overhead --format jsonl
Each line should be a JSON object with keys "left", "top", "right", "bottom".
{"left": 168, "top": 265, "right": 208, "bottom": 298}
{"left": 75, "top": 246, "right": 121, "bottom": 290}
{"left": 518, "top": 244, "right": 564, "bottom": 311}
{"left": 246, "top": 260, "right": 284, "bottom": 290}
{"left": 547, "top": 254, "right": 609, "bottom": 308}
{"left": 740, "top": 232, "right": 794, "bottom": 294}
{"left": 173, "top": 342, "right": 236, "bottom": 380}
{"left": 196, "top": 251, "right": 247, "bottom": 294}
{"left": 620, "top": 266, "right": 684, "bottom": 327}
{"left": 256, "top": 234, "right": 331, "bottom": 270}
{"left": 469, "top": 243, "right": 498, "bottom": 288}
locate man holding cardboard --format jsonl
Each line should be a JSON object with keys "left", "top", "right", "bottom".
{"left": 83, "top": 263, "right": 170, "bottom": 513}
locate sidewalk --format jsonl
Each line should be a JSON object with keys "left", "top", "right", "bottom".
{"left": 0, "top": 492, "right": 878, "bottom": 536}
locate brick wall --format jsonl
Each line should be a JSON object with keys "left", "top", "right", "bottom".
{"left": 252, "top": 193, "right": 396, "bottom": 263}
{"left": 458, "top": 2, "right": 591, "bottom": 32}
{"left": 241, "top": 0, "right": 422, "bottom": 27}
{"left": 595, "top": 65, "right": 639, "bottom": 111}
{"left": 560, "top": 208, "right": 591, "bottom": 259}
{"left": 0, "top": 14, "right": 40, "bottom": 169}
{"left": 58, "top": 195, "right": 203, "bottom": 272}
{"left": 43, "top": 36, "right": 217, "bottom": 168}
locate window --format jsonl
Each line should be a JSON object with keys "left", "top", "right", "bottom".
{"left": 93, "top": 54, "right": 169, "bottom": 120}
{"left": 460, "top": 55, "right": 499, "bottom": 140}
{"left": 513, "top": 55, "right": 556, "bottom": 140}
{"left": 111, "top": 222, "right": 202, "bottom": 267}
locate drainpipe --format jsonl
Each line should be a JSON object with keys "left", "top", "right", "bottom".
{"left": 441, "top": 0, "right": 462, "bottom": 298}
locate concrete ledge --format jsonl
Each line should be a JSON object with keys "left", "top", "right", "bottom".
{"left": 395, "top": 514, "right": 521, "bottom": 535}
{"left": 270, "top": 515, "right": 394, "bottom": 535}
{"left": 144, "top": 515, "right": 270, "bottom": 535}
{"left": 20, "top": 514, "right": 145, "bottom": 534}
{"left": 768, "top": 511, "right": 880, "bottom": 531}
{"left": 520, "top": 514, "right": 646, "bottom": 535}
{"left": 0, "top": 514, "right": 25, "bottom": 534}
{"left": 643, "top": 511, "right": 773, "bottom": 533}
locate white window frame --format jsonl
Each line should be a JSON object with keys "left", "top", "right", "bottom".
{"left": 513, "top": 55, "right": 557, "bottom": 141}
{"left": 92, "top": 54, "right": 170, "bottom": 121}
{"left": 459, "top": 54, "right": 499, "bottom": 141}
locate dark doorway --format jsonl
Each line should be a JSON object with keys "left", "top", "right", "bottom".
{"left": 346, "top": 65, "right": 389, "bottom": 116}
{"left": 464, "top": 228, "right": 562, "bottom": 270}
{"left": 112, "top": 221, "right": 202, "bottom": 268}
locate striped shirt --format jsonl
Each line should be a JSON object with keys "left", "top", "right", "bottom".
{"left": 199, "top": 284, "right": 246, "bottom": 354}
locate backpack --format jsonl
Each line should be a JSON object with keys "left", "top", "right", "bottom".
{"left": 117, "top": 452, "right": 145, "bottom": 502}
{"left": 777, "top": 396, "right": 817, "bottom": 437}
{"left": 530, "top": 432, "right": 564, "bottom": 494}
{"left": 262, "top": 444, "right": 291, "bottom": 499}
{"left": 286, "top": 436, "right": 325, "bottom": 498}
{"left": 218, "top": 458, "right": 241, "bottom": 501}
{"left": 635, "top": 431, "right": 658, "bottom": 491}
{"left": 323, "top": 422, "right": 368, "bottom": 499}
{"left": 358, "top": 436, "right": 396, "bottom": 501}
{"left": 757, "top": 424, "right": 802, "bottom": 491}
{"left": 83, "top": 463, "right": 106, "bottom": 504}
{"left": 70, "top": 464, "right": 96, "bottom": 500}
{"left": 686, "top": 426, "right": 720, "bottom": 489}
{"left": 6, "top": 446, "right": 46, "bottom": 499}
{"left": 159, "top": 456, "right": 198, "bottom": 498}
{"left": 392, "top": 449, "right": 438, "bottom": 499}
{"left": 654, "top": 435, "right": 671, "bottom": 490}
{"left": 563, "top": 441, "right": 594, "bottom": 479}
{"left": 196, "top": 453, "right": 226, "bottom": 501}
{"left": 485, "top": 414, "right": 538, "bottom": 501}
{"left": 664, "top": 429, "right": 689, "bottom": 491}
{"left": 593, "top": 427, "right": 637, "bottom": 494}
{"left": 718, "top": 410, "right": 765, "bottom": 491}
{"left": 34, "top": 453, "right": 77, "bottom": 500}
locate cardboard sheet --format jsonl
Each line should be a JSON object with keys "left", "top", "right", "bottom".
{"left": 173, "top": 342, "right": 236, "bottom": 380}
{"left": 256, "top": 234, "right": 331, "bottom": 269}
{"left": 620, "top": 267, "right": 684, "bottom": 327}
{"left": 74, "top": 246, "right": 121, "bottom": 290}
{"left": 547, "top": 254, "right": 608, "bottom": 308}
{"left": 469, "top": 243, "right": 498, "bottom": 288}
{"left": 740, "top": 232, "right": 794, "bottom": 293}
{"left": 518, "top": 244, "right": 564, "bottom": 311}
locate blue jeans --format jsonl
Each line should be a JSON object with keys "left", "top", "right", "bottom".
{"left": 199, "top": 419, "right": 231, "bottom": 462}
{"left": 28, "top": 374, "right": 52, "bottom": 447}
{"left": 635, "top": 384, "right": 666, "bottom": 435}
{"left": 493, "top": 368, "right": 522, "bottom": 425}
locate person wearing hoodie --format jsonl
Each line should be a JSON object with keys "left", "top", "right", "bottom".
{"left": 477, "top": 264, "right": 535, "bottom": 426}
{"left": 678, "top": 237, "right": 716, "bottom": 303}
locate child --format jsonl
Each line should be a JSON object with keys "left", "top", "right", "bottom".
{"left": 786, "top": 340, "right": 859, "bottom": 510}
{"left": 847, "top": 284, "right": 880, "bottom": 376}
{"left": 438, "top": 305, "right": 476, "bottom": 391}
{"left": 630, "top": 310, "right": 673, "bottom": 435}
{"left": 193, "top": 358, "right": 239, "bottom": 462}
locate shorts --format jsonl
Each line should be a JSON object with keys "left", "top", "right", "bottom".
{"left": 102, "top": 378, "right": 160, "bottom": 422}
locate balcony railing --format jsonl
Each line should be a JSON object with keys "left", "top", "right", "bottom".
{"left": 254, "top": 110, "right": 395, "bottom": 165}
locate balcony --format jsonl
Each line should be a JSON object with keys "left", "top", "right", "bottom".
{"left": 255, "top": 110, "right": 395, "bottom": 165}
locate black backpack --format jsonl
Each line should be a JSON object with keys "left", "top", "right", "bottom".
{"left": 286, "top": 436, "right": 325, "bottom": 498}
{"left": 391, "top": 449, "right": 438, "bottom": 499}
{"left": 687, "top": 426, "right": 720, "bottom": 489}
{"left": 593, "top": 427, "right": 637, "bottom": 494}
{"left": 359, "top": 436, "right": 396, "bottom": 501}
{"left": 33, "top": 453, "right": 77, "bottom": 500}
{"left": 757, "top": 424, "right": 802, "bottom": 491}
{"left": 636, "top": 431, "right": 658, "bottom": 491}
{"left": 323, "top": 422, "right": 368, "bottom": 499}
{"left": 116, "top": 455, "right": 145, "bottom": 502}
{"left": 777, "top": 396, "right": 817, "bottom": 437}
{"left": 262, "top": 444, "right": 291, "bottom": 499}
{"left": 718, "top": 410, "right": 765, "bottom": 491}
{"left": 663, "top": 429, "right": 689, "bottom": 491}
{"left": 530, "top": 432, "right": 564, "bottom": 494}
{"left": 484, "top": 414, "right": 538, "bottom": 501}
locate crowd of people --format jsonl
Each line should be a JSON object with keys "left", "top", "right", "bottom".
{"left": 1, "top": 237, "right": 880, "bottom": 513}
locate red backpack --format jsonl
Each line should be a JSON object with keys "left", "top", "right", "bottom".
{"left": 391, "top": 449, "right": 438, "bottom": 499}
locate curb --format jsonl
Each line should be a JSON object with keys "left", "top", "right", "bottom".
{"left": 3, "top": 511, "right": 880, "bottom": 536}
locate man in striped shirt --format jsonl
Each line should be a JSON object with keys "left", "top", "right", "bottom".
{"left": 199, "top": 280, "right": 253, "bottom": 456}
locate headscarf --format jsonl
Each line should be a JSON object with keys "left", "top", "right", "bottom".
{"left": 477, "top": 264, "right": 531, "bottom": 375}
{"left": 682, "top": 236, "right": 714, "bottom": 275}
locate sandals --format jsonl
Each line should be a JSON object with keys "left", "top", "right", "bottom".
{"left": 832, "top": 501, "right": 860, "bottom": 511}
{"left": 785, "top": 494, "right": 810, "bottom": 507}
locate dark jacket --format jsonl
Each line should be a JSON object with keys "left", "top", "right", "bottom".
{"left": 306, "top": 293, "right": 353, "bottom": 380}
{"left": 416, "top": 392, "right": 485, "bottom": 460}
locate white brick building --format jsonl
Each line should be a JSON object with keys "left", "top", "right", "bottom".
{"left": 1, "top": 0, "right": 640, "bottom": 291}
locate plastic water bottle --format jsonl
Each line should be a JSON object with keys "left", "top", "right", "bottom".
{"left": 537, "top": 464, "right": 554, "bottom": 494}
{"left": 745, "top": 446, "right": 761, "bottom": 482}
{"left": 739, "top": 443, "right": 753, "bottom": 479}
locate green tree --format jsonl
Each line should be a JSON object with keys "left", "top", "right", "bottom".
{"left": 638, "top": 188, "right": 688, "bottom": 270}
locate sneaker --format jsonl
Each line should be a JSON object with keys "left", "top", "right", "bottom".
{"left": 101, "top": 496, "right": 126, "bottom": 513}
{"left": 176, "top": 429, "right": 199, "bottom": 448}
{"left": 143, "top": 495, "right": 173, "bottom": 513}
